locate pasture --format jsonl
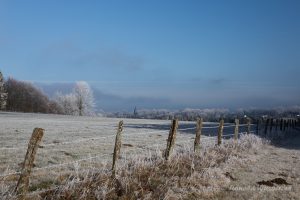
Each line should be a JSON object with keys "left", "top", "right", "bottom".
{"left": 0, "top": 112, "right": 256, "bottom": 198}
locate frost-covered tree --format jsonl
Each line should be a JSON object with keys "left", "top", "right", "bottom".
{"left": 74, "top": 81, "right": 95, "bottom": 116}
{"left": 54, "top": 81, "right": 95, "bottom": 116}
{"left": 55, "top": 92, "right": 78, "bottom": 115}
{"left": 0, "top": 71, "right": 7, "bottom": 110}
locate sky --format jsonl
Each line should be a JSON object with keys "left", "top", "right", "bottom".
{"left": 0, "top": 0, "right": 299, "bottom": 111}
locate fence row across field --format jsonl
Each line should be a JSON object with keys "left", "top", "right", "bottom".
{"left": 257, "top": 118, "right": 299, "bottom": 136}
{"left": 1, "top": 117, "right": 298, "bottom": 198}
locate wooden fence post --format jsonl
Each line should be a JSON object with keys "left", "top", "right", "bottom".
{"left": 234, "top": 119, "right": 239, "bottom": 142}
{"left": 111, "top": 121, "right": 123, "bottom": 177}
{"left": 15, "top": 128, "right": 44, "bottom": 198}
{"left": 165, "top": 119, "right": 178, "bottom": 160}
{"left": 269, "top": 118, "right": 273, "bottom": 133}
{"left": 217, "top": 119, "right": 224, "bottom": 146}
{"left": 256, "top": 119, "right": 259, "bottom": 135}
{"left": 292, "top": 120, "right": 295, "bottom": 129}
{"left": 264, "top": 118, "right": 270, "bottom": 135}
{"left": 194, "top": 118, "right": 203, "bottom": 152}
{"left": 247, "top": 118, "right": 251, "bottom": 134}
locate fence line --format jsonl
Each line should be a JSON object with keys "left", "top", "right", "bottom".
{"left": 0, "top": 131, "right": 249, "bottom": 179}
{"left": 118, "top": 131, "right": 246, "bottom": 153}
{"left": 122, "top": 129, "right": 169, "bottom": 136}
{"left": 0, "top": 120, "right": 258, "bottom": 180}
{"left": 0, "top": 171, "right": 21, "bottom": 178}
{"left": 42, "top": 135, "right": 115, "bottom": 147}
{"left": 38, "top": 125, "right": 254, "bottom": 151}
{"left": 222, "top": 133, "right": 236, "bottom": 137}
{"left": 0, "top": 154, "right": 108, "bottom": 179}
{"left": 2, "top": 125, "right": 255, "bottom": 151}
{"left": 178, "top": 127, "right": 196, "bottom": 131}
{"left": 0, "top": 135, "right": 116, "bottom": 151}
{"left": 239, "top": 124, "right": 256, "bottom": 127}
{"left": 1, "top": 116, "right": 298, "bottom": 200}
{"left": 33, "top": 154, "right": 107, "bottom": 172}
{"left": 0, "top": 123, "right": 256, "bottom": 151}
{"left": 201, "top": 125, "right": 220, "bottom": 129}
{"left": 0, "top": 147, "right": 25, "bottom": 150}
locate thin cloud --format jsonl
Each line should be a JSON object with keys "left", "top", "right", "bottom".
{"left": 35, "top": 41, "right": 145, "bottom": 72}
{"left": 210, "top": 77, "right": 227, "bottom": 85}
{"left": 77, "top": 49, "right": 144, "bottom": 71}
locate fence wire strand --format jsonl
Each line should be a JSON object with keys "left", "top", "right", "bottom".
{"left": 33, "top": 154, "right": 106, "bottom": 172}
{"left": 0, "top": 171, "right": 21, "bottom": 178}
{"left": 0, "top": 120, "right": 257, "bottom": 179}
{"left": 0, "top": 123, "right": 257, "bottom": 151}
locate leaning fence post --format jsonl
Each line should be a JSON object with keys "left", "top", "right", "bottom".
{"left": 15, "top": 128, "right": 44, "bottom": 198}
{"left": 194, "top": 118, "right": 203, "bottom": 152}
{"left": 165, "top": 119, "right": 178, "bottom": 160}
{"left": 111, "top": 121, "right": 123, "bottom": 177}
{"left": 217, "top": 119, "right": 224, "bottom": 146}
{"left": 234, "top": 119, "right": 239, "bottom": 142}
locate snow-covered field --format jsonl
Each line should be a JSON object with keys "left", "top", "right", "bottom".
{"left": 1, "top": 112, "right": 238, "bottom": 180}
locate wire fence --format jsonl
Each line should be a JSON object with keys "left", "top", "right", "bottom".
{"left": 0, "top": 122, "right": 257, "bottom": 180}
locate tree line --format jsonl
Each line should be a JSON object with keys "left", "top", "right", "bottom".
{"left": 0, "top": 71, "right": 95, "bottom": 116}
{"left": 107, "top": 107, "right": 300, "bottom": 122}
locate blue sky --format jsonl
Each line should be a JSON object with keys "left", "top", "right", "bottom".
{"left": 0, "top": 0, "right": 299, "bottom": 110}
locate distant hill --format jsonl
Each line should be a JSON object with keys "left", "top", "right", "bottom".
{"left": 35, "top": 82, "right": 172, "bottom": 112}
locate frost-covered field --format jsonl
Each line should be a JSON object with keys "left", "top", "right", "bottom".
{"left": 1, "top": 112, "right": 234, "bottom": 181}
{"left": 2, "top": 112, "right": 279, "bottom": 199}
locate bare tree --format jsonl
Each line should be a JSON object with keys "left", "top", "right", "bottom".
{"left": 0, "top": 71, "right": 8, "bottom": 110}
{"left": 74, "top": 81, "right": 95, "bottom": 116}
{"left": 5, "top": 77, "right": 62, "bottom": 114}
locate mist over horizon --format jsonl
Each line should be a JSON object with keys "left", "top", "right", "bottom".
{"left": 34, "top": 81, "right": 300, "bottom": 113}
